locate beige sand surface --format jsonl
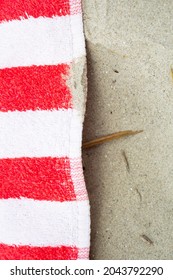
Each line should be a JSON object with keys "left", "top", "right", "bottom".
{"left": 82, "top": 0, "right": 173, "bottom": 259}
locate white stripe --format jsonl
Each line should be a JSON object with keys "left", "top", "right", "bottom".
{"left": 0, "top": 198, "right": 90, "bottom": 247}
{"left": 0, "top": 14, "right": 85, "bottom": 68}
{"left": 0, "top": 109, "right": 82, "bottom": 158}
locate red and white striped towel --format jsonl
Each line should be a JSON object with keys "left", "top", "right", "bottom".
{"left": 0, "top": 0, "right": 90, "bottom": 260}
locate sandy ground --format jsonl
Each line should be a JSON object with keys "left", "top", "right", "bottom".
{"left": 82, "top": 0, "right": 173, "bottom": 259}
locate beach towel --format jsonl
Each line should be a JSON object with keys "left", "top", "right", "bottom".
{"left": 0, "top": 0, "right": 90, "bottom": 260}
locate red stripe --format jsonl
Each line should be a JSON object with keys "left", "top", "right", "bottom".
{"left": 70, "top": 0, "right": 82, "bottom": 14}
{"left": 0, "top": 0, "right": 71, "bottom": 22}
{"left": 0, "top": 157, "right": 76, "bottom": 201}
{"left": 0, "top": 244, "right": 78, "bottom": 260}
{"left": 0, "top": 65, "right": 72, "bottom": 112}
{"left": 78, "top": 248, "right": 89, "bottom": 259}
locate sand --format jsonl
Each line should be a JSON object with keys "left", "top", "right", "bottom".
{"left": 82, "top": 0, "right": 173, "bottom": 259}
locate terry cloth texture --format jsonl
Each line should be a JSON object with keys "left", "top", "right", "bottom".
{"left": 0, "top": 0, "right": 90, "bottom": 260}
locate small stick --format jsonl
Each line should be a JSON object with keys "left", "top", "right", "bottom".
{"left": 171, "top": 68, "right": 173, "bottom": 80}
{"left": 135, "top": 187, "right": 142, "bottom": 201}
{"left": 83, "top": 130, "right": 143, "bottom": 149}
{"left": 122, "top": 150, "right": 130, "bottom": 172}
{"left": 141, "top": 234, "right": 154, "bottom": 245}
